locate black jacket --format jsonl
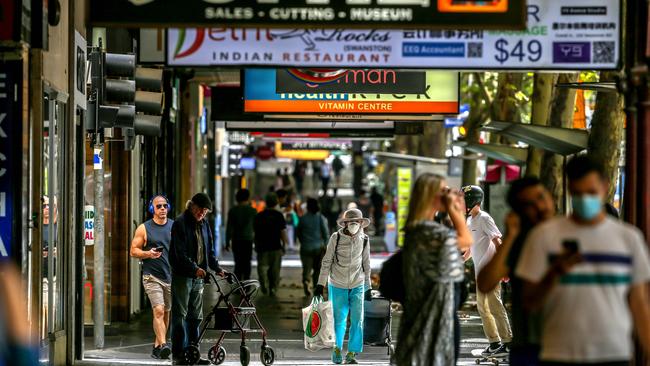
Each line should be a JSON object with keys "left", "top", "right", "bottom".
{"left": 170, "top": 210, "right": 221, "bottom": 278}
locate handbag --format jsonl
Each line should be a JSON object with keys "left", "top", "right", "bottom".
{"left": 378, "top": 250, "right": 405, "bottom": 303}
{"left": 302, "top": 297, "right": 335, "bottom": 351}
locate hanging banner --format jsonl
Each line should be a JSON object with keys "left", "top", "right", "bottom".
{"left": 91, "top": 0, "right": 525, "bottom": 30}
{"left": 397, "top": 167, "right": 412, "bottom": 248}
{"left": 84, "top": 206, "right": 95, "bottom": 246}
{"left": 167, "top": 0, "right": 619, "bottom": 70}
{"left": 0, "top": 60, "right": 22, "bottom": 259}
{"left": 244, "top": 69, "right": 459, "bottom": 114}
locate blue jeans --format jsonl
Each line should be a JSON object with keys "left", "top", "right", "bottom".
{"left": 329, "top": 284, "right": 365, "bottom": 353}
{"left": 171, "top": 276, "right": 204, "bottom": 358}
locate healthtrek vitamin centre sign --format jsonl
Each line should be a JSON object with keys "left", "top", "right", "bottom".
{"left": 243, "top": 69, "right": 459, "bottom": 114}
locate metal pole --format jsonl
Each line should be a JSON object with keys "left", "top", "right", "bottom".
{"left": 93, "top": 140, "right": 105, "bottom": 349}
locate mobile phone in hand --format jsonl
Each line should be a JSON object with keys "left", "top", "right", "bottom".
{"left": 562, "top": 240, "right": 579, "bottom": 255}
{"left": 152, "top": 247, "right": 163, "bottom": 253}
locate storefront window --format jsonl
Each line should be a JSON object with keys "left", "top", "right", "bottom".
{"left": 41, "top": 93, "right": 66, "bottom": 358}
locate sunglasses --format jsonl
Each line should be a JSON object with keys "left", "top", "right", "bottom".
{"left": 156, "top": 204, "right": 169, "bottom": 210}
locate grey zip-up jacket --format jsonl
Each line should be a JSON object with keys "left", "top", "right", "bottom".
{"left": 318, "top": 229, "right": 371, "bottom": 290}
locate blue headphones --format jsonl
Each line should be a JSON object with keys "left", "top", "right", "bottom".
{"left": 148, "top": 194, "right": 171, "bottom": 214}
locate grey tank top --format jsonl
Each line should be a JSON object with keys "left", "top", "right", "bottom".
{"left": 143, "top": 219, "right": 173, "bottom": 283}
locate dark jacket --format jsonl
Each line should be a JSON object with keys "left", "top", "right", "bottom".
{"left": 170, "top": 210, "right": 221, "bottom": 278}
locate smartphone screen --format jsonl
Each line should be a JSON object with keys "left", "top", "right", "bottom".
{"left": 562, "top": 240, "right": 579, "bottom": 254}
{"left": 153, "top": 247, "right": 163, "bottom": 253}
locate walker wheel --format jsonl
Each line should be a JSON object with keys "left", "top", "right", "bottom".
{"left": 260, "top": 345, "right": 275, "bottom": 365}
{"left": 240, "top": 345, "right": 250, "bottom": 366}
{"left": 475, "top": 359, "right": 481, "bottom": 365}
{"left": 183, "top": 344, "right": 201, "bottom": 365}
{"left": 208, "top": 345, "right": 226, "bottom": 365}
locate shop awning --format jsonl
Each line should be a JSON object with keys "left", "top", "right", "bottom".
{"left": 481, "top": 121, "right": 588, "bottom": 156}
{"left": 374, "top": 151, "right": 448, "bottom": 166}
{"left": 454, "top": 141, "right": 528, "bottom": 164}
{"left": 554, "top": 81, "right": 618, "bottom": 93}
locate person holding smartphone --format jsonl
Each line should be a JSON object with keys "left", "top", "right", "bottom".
{"left": 130, "top": 195, "right": 174, "bottom": 360}
{"left": 516, "top": 155, "right": 650, "bottom": 365}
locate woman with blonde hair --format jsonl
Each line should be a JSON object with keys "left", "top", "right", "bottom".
{"left": 395, "top": 173, "right": 472, "bottom": 366}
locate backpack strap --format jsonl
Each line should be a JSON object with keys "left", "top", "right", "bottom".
{"left": 334, "top": 232, "right": 341, "bottom": 265}
{"left": 362, "top": 235, "right": 369, "bottom": 273}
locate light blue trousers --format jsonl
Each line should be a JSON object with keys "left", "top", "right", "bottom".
{"left": 328, "top": 284, "right": 365, "bottom": 353}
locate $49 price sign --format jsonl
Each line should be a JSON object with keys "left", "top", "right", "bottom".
{"left": 494, "top": 39, "right": 542, "bottom": 65}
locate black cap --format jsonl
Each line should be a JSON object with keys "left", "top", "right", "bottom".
{"left": 191, "top": 193, "right": 212, "bottom": 211}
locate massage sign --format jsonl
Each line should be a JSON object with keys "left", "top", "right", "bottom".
{"left": 244, "top": 69, "right": 459, "bottom": 114}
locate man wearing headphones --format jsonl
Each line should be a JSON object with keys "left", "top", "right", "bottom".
{"left": 130, "top": 195, "right": 174, "bottom": 360}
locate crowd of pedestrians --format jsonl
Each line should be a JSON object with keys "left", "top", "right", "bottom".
{"left": 115, "top": 153, "right": 650, "bottom": 366}
{"left": 393, "top": 154, "right": 650, "bottom": 366}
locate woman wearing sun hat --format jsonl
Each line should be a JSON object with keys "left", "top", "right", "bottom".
{"left": 314, "top": 208, "right": 372, "bottom": 365}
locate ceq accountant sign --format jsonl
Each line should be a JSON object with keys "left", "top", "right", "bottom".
{"left": 90, "top": 0, "right": 524, "bottom": 29}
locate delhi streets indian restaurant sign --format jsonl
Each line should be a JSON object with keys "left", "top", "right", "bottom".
{"left": 89, "top": 0, "right": 525, "bottom": 30}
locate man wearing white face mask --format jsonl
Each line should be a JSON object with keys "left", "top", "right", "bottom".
{"left": 315, "top": 208, "right": 371, "bottom": 365}
{"left": 516, "top": 155, "right": 650, "bottom": 365}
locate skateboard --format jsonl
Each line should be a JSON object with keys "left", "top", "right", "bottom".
{"left": 471, "top": 349, "right": 508, "bottom": 366}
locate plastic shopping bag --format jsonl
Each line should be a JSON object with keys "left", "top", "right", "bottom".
{"left": 302, "top": 296, "right": 335, "bottom": 352}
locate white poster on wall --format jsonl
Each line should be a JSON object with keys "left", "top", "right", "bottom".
{"left": 74, "top": 31, "right": 87, "bottom": 110}
{"left": 84, "top": 205, "right": 95, "bottom": 246}
{"left": 167, "top": 0, "right": 620, "bottom": 70}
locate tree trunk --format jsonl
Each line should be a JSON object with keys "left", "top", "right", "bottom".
{"left": 419, "top": 123, "right": 447, "bottom": 159}
{"left": 462, "top": 74, "right": 486, "bottom": 185}
{"left": 587, "top": 71, "right": 625, "bottom": 202}
{"left": 540, "top": 73, "right": 579, "bottom": 213}
{"left": 526, "top": 73, "right": 557, "bottom": 177}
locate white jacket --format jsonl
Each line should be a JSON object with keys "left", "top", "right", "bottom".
{"left": 318, "top": 230, "right": 371, "bottom": 290}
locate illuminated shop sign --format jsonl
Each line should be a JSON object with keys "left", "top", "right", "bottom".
{"left": 244, "top": 69, "right": 459, "bottom": 114}
{"left": 167, "top": 0, "right": 619, "bottom": 70}
{"left": 90, "top": 0, "right": 524, "bottom": 29}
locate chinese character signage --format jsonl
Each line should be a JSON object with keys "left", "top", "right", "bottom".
{"left": 91, "top": 0, "right": 525, "bottom": 29}
{"left": 167, "top": 0, "right": 619, "bottom": 70}
{"left": 244, "top": 69, "right": 459, "bottom": 114}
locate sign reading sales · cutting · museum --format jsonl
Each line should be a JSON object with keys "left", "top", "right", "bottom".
{"left": 91, "top": 0, "right": 525, "bottom": 29}
{"left": 167, "top": 0, "right": 620, "bottom": 70}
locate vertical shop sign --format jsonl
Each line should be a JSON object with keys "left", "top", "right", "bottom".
{"left": 84, "top": 205, "right": 95, "bottom": 245}
{"left": 397, "top": 167, "right": 412, "bottom": 248}
{"left": 0, "top": 61, "right": 21, "bottom": 259}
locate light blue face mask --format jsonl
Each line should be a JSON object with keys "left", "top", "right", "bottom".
{"left": 571, "top": 194, "right": 602, "bottom": 221}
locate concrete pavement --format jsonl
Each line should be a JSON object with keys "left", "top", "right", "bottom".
{"left": 83, "top": 257, "right": 492, "bottom": 366}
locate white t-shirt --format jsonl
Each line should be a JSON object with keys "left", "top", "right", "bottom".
{"left": 467, "top": 210, "right": 502, "bottom": 277}
{"left": 516, "top": 216, "right": 650, "bottom": 363}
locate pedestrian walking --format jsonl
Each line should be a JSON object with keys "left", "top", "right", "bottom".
{"left": 462, "top": 185, "right": 513, "bottom": 357}
{"left": 293, "top": 161, "right": 306, "bottom": 197}
{"left": 320, "top": 161, "right": 331, "bottom": 193}
{"left": 254, "top": 193, "right": 289, "bottom": 296}
{"left": 370, "top": 187, "right": 384, "bottom": 235}
{"left": 355, "top": 189, "right": 373, "bottom": 228}
{"left": 477, "top": 177, "right": 555, "bottom": 366}
{"left": 314, "top": 208, "right": 371, "bottom": 365}
{"left": 129, "top": 195, "right": 174, "bottom": 359}
{"left": 297, "top": 198, "right": 330, "bottom": 297}
{"left": 395, "top": 173, "right": 472, "bottom": 366}
{"left": 516, "top": 155, "right": 650, "bottom": 365}
{"left": 332, "top": 155, "right": 344, "bottom": 187}
{"left": 169, "top": 193, "right": 225, "bottom": 365}
{"left": 275, "top": 169, "right": 284, "bottom": 191}
{"left": 225, "top": 189, "right": 257, "bottom": 281}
